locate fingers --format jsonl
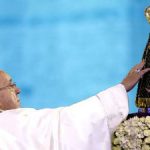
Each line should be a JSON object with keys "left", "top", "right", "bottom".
{"left": 121, "top": 61, "right": 150, "bottom": 92}
{"left": 140, "top": 68, "right": 150, "bottom": 76}
{"left": 133, "top": 61, "right": 150, "bottom": 78}
{"left": 134, "top": 61, "right": 145, "bottom": 70}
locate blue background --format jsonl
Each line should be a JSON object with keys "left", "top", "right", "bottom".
{"left": 0, "top": 0, "right": 150, "bottom": 113}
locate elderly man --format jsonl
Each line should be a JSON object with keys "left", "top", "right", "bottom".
{"left": 0, "top": 61, "right": 149, "bottom": 150}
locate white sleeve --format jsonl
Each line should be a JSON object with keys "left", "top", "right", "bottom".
{"left": 62, "top": 84, "right": 129, "bottom": 132}
{"left": 96, "top": 84, "right": 129, "bottom": 132}
{"left": 58, "top": 84, "right": 128, "bottom": 150}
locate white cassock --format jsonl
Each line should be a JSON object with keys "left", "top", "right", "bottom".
{"left": 0, "top": 84, "right": 129, "bottom": 150}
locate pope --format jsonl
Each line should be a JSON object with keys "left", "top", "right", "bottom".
{"left": 0, "top": 61, "right": 149, "bottom": 150}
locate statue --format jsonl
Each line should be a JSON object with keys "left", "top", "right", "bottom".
{"left": 135, "top": 6, "right": 150, "bottom": 113}
{"left": 112, "top": 6, "right": 150, "bottom": 150}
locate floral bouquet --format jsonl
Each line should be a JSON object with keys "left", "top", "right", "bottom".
{"left": 112, "top": 116, "right": 150, "bottom": 150}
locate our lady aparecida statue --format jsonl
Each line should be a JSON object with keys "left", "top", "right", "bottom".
{"left": 135, "top": 6, "right": 150, "bottom": 114}
{"left": 112, "top": 7, "right": 150, "bottom": 149}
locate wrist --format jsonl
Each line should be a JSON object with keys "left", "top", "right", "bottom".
{"left": 120, "top": 82, "right": 129, "bottom": 92}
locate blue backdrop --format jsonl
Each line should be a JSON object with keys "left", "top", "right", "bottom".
{"left": 0, "top": 0, "right": 149, "bottom": 113}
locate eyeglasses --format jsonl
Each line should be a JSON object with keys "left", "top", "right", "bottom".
{"left": 0, "top": 82, "right": 16, "bottom": 91}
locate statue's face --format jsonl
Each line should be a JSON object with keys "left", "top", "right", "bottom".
{"left": 0, "top": 71, "right": 21, "bottom": 110}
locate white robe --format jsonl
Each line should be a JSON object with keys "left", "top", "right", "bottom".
{"left": 0, "top": 84, "right": 128, "bottom": 150}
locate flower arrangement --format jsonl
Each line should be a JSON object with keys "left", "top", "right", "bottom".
{"left": 112, "top": 116, "right": 150, "bottom": 150}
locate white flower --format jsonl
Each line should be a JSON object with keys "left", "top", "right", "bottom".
{"left": 113, "top": 137, "right": 120, "bottom": 145}
{"left": 112, "top": 145, "right": 121, "bottom": 150}
{"left": 145, "top": 116, "right": 150, "bottom": 127}
{"left": 142, "top": 144, "right": 150, "bottom": 150}
{"left": 144, "top": 136, "right": 150, "bottom": 143}
{"left": 112, "top": 116, "right": 150, "bottom": 150}
{"left": 144, "top": 130, "right": 150, "bottom": 136}
{"left": 140, "top": 117, "right": 145, "bottom": 123}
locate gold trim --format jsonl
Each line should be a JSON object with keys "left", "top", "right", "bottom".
{"left": 145, "top": 6, "right": 150, "bottom": 24}
{"left": 136, "top": 98, "right": 150, "bottom": 108}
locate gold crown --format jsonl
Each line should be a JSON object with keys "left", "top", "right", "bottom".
{"left": 145, "top": 6, "right": 150, "bottom": 24}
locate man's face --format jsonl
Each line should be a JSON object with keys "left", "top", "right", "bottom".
{"left": 0, "top": 71, "right": 20, "bottom": 110}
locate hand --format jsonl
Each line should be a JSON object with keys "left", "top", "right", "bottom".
{"left": 121, "top": 61, "right": 150, "bottom": 92}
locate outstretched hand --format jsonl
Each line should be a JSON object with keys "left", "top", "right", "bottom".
{"left": 121, "top": 61, "right": 150, "bottom": 92}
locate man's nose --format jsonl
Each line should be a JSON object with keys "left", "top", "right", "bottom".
{"left": 15, "top": 86, "right": 21, "bottom": 94}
